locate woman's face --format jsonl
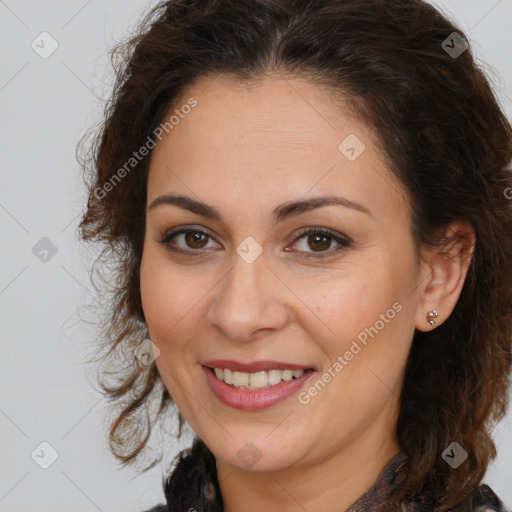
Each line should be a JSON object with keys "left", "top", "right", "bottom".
{"left": 140, "top": 73, "right": 426, "bottom": 473}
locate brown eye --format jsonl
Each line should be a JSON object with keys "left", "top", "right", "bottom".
{"left": 306, "top": 233, "right": 332, "bottom": 252}
{"left": 184, "top": 231, "right": 209, "bottom": 249}
{"left": 160, "top": 228, "right": 218, "bottom": 254}
{"left": 160, "top": 226, "right": 351, "bottom": 260}
{"left": 290, "top": 228, "right": 351, "bottom": 259}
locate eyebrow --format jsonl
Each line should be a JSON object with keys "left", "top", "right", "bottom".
{"left": 147, "top": 193, "right": 373, "bottom": 224}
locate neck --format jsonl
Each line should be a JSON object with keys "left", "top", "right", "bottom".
{"left": 216, "top": 427, "right": 401, "bottom": 512}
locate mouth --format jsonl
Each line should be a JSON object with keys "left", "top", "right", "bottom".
{"left": 202, "top": 359, "right": 315, "bottom": 389}
{"left": 204, "top": 366, "right": 314, "bottom": 390}
{"left": 201, "top": 359, "right": 317, "bottom": 410}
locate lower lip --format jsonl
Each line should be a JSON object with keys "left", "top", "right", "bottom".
{"left": 202, "top": 366, "right": 316, "bottom": 410}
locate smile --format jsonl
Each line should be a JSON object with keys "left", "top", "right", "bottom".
{"left": 210, "top": 367, "right": 306, "bottom": 389}
{"left": 202, "top": 361, "right": 316, "bottom": 410}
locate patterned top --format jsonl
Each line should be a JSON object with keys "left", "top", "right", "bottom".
{"left": 142, "top": 436, "right": 511, "bottom": 512}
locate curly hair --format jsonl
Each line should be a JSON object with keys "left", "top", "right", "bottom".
{"left": 77, "top": 0, "right": 512, "bottom": 509}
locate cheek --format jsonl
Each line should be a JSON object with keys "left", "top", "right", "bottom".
{"left": 139, "top": 251, "right": 204, "bottom": 407}
{"left": 139, "top": 244, "right": 220, "bottom": 373}
{"left": 140, "top": 247, "right": 191, "bottom": 345}
{"left": 293, "top": 270, "right": 394, "bottom": 345}
{"left": 303, "top": 260, "right": 414, "bottom": 373}
{"left": 311, "top": 281, "right": 411, "bottom": 419}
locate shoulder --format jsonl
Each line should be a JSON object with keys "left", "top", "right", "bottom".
{"left": 448, "top": 484, "right": 511, "bottom": 512}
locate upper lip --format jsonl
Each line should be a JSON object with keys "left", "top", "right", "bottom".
{"left": 203, "top": 359, "right": 314, "bottom": 372}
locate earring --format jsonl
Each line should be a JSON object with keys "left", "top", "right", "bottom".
{"left": 427, "top": 309, "right": 438, "bottom": 326}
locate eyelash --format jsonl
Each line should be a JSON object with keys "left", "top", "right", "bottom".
{"left": 158, "top": 226, "right": 351, "bottom": 259}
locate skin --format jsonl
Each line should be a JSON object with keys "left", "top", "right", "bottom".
{"left": 140, "top": 73, "right": 475, "bottom": 512}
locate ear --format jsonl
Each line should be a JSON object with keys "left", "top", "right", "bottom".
{"left": 415, "top": 221, "right": 476, "bottom": 332}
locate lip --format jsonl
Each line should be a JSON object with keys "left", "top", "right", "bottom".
{"left": 202, "top": 365, "right": 316, "bottom": 411}
{"left": 202, "top": 359, "right": 314, "bottom": 373}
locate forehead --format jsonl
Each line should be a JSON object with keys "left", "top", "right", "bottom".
{"left": 146, "top": 73, "right": 409, "bottom": 219}
{"left": 156, "top": 73, "right": 367, "bottom": 153}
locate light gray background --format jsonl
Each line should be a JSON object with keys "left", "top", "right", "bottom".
{"left": 1, "top": 1, "right": 511, "bottom": 511}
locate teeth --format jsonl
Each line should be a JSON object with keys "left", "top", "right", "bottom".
{"left": 223, "top": 368, "right": 233, "bottom": 385}
{"left": 282, "top": 369, "right": 293, "bottom": 381}
{"left": 211, "top": 367, "right": 306, "bottom": 389}
{"left": 267, "top": 369, "right": 282, "bottom": 385}
{"left": 233, "top": 371, "right": 249, "bottom": 387}
{"left": 249, "top": 371, "right": 267, "bottom": 388}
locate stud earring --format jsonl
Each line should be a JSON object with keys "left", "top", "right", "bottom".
{"left": 427, "top": 309, "right": 438, "bottom": 326}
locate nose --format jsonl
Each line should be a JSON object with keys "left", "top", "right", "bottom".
{"left": 205, "top": 246, "right": 290, "bottom": 343}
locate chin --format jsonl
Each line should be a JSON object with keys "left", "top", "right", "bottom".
{"left": 205, "top": 433, "right": 308, "bottom": 473}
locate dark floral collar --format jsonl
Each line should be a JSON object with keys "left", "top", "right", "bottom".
{"left": 147, "top": 436, "right": 510, "bottom": 512}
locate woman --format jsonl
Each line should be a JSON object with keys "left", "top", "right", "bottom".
{"left": 77, "top": 0, "right": 512, "bottom": 510}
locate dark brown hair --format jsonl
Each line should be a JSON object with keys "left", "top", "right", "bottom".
{"left": 77, "top": 0, "right": 512, "bottom": 509}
